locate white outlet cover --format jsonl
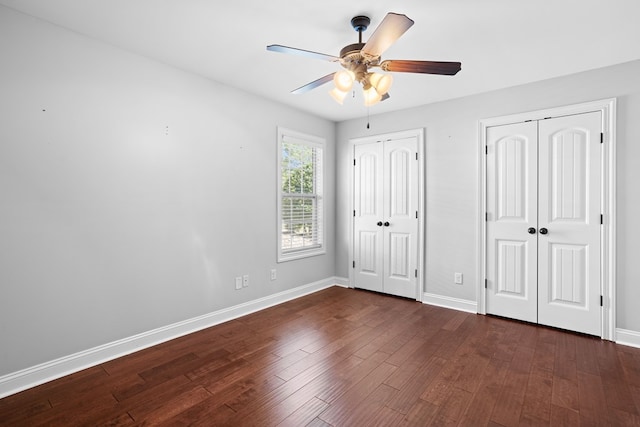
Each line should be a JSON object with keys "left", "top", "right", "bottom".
{"left": 235, "top": 276, "right": 242, "bottom": 290}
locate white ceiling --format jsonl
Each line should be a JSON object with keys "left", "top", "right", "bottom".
{"left": 2, "top": 0, "right": 640, "bottom": 122}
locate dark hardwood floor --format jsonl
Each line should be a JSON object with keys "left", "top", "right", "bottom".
{"left": 1, "top": 286, "right": 639, "bottom": 426}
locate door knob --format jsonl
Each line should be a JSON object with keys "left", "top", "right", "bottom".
{"left": 528, "top": 227, "right": 536, "bottom": 234}
{"left": 377, "top": 221, "right": 383, "bottom": 227}
{"left": 384, "top": 221, "right": 390, "bottom": 227}
{"left": 539, "top": 227, "right": 548, "bottom": 235}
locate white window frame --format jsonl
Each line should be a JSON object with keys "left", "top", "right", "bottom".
{"left": 277, "top": 127, "right": 326, "bottom": 262}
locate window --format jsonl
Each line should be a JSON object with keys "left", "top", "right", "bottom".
{"left": 277, "top": 127, "right": 325, "bottom": 262}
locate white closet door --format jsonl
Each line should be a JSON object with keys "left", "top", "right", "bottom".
{"left": 383, "top": 137, "right": 419, "bottom": 299}
{"left": 486, "top": 112, "right": 602, "bottom": 336}
{"left": 353, "top": 137, "right": 419, "bottom": 299}
{"left": 354, "top": 142, "right": 384, "bottom": 293}
{"left": 537, "top": 112, "right": 602, "bottom": 336}
{"left": 486, "top": 121, "right": 538, "bottom": 322}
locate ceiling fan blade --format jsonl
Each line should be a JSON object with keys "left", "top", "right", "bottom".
{"left": 291, "top": 73, "right": 336, "bottom": 94}
{"left": 380, "top": 60, "right": 461, "bottom": 75}
{"left": 267, "top": 44, "right": 340, "bottom": 62}
{"left": 361, "top": 13, "right": 414, "bottom": 59}
{"left": 381, "top": 93, "right": 390, "bottom": 102}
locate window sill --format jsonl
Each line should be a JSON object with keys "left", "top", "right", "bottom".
{"left": 278, "top": 248, "right": 326, "bottom": 263}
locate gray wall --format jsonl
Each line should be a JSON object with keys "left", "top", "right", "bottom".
{"left": 336, "top": 60, "right": 640, "bottom": 332}
{"left": 0, "top": 7, "right": 335, "bottom": 376}
{"left": 2, "top": 3, "right": 639, "bottom": 381}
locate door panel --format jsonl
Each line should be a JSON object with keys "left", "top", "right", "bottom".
{"left": 550, "top": 128, "right": 588, "bottom": 221}
{"left": 497, "top": 135, "right": 528, "bottom": 220}
{"left": 496, "top": 239, "right": 527, "bottom": 296}
{"left": 549, "top": 243, "right": 587, "bottom": 305}
{"left": 538, "top": 112, "right": 601, "bottom": 335}
{"left": 357, "top": 231, "right": 379, "bottom": 274}
{"left": 388, "top": 232, "right": 410, "bottom": 278}
{"left": 486, "top": 121, "right": 538, "bottom": 322}
{"left": 383, "top": 138, "right": 418, "bottom": 299}
{"left": 389, "top": 148, "right": 411, "bottom": 216}
{"left": 354, "top": 143, "right": 383, "bottom": 292}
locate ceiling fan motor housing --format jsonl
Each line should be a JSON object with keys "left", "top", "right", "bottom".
{"left": 340, "top": 16, "right": 381, "bottom": 84}
{"left": 350, "top": 16, "right": 370, "bottom": 33}
{"left": 340, "top": 41, "right": 380, "bottom": 85}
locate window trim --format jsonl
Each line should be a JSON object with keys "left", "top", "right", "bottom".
{"left": 277, "top": 127, "right": 326, "bottom": 262}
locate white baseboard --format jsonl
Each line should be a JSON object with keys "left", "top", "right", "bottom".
{"left": 422, "top": 292, "right": 478, "bottom": 314}
{"left": 420, "top": 297, "right": 640, "bottom": 347}
{"left": 0, "top": 277, "right": 341, "bottom": 399}
{"left": 616, "top": 328, "right": 640, "bottom": 348}
{"left": 332, "top": 276, "right": 350, "bottom": 288}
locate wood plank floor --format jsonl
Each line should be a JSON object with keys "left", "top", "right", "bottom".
{"left": 1, "top": 286, "right": 639, "bottom": 426}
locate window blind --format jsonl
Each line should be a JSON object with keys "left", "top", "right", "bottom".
{"left": 278, "top": 130, "right": 324, "bottom": 260}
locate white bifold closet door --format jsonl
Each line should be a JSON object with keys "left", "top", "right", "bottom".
{"left": 486, "top": 111, "right": 602, "bottom": 336}
{"left": 353, "top": 136, "right": 419, "bottom": 299}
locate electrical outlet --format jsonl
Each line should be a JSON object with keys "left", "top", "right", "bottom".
{"left": 454, "top": 273, "right": 463, "bottom": 285}
{"left": 235, "top": 276, "right": 242, "bottom": 290}
{"left": 243, "top": 274, "right": 249, "bottom": 288}
{"left": 270, "top": 269, "right": 277, "bottom": 281}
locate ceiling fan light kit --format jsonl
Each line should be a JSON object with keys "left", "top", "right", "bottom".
{"left": 333, "top": 70, "right": 355, "bottom": 92}
{"left": 267, "top": 12, "right": 461, "bottom": 108}
{"left": 368, "top": 72, "right": 393, "bottom": 95}
{"left": 363, "top": 85, "right": 382, "bottom": 106}
{"left": 329, "top": 87, "right": 348, "bottom": 104}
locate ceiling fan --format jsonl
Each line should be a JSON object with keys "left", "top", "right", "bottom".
{"left": 267, "top": 12, "right": 461, "bottom": 106}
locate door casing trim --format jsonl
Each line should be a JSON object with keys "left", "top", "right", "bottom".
{"left": 477, "top": 98, "right": 617, "bottom": 340}
{"left": 348, "top": 128, "right": 425, "bottom": 301}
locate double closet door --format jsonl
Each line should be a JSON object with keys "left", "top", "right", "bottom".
{"left": 486, "top": 111, "right": 602, "bottom": 336}
{"left": 353, "top": 136, "right": 419, "bottom": 299}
